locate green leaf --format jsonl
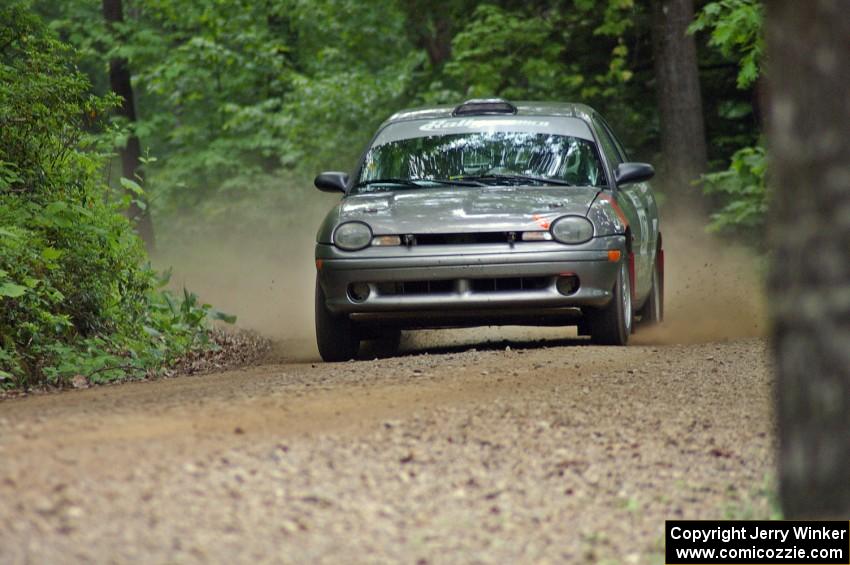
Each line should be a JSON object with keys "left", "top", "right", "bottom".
{"left": 41, "top": 247, "right": 63, "bottom": 261}
{"left": 120, "top": 177, "right": 145, "bottom": 196}
{"left": 0, "top": 283, "right": 28, "bottom": 298}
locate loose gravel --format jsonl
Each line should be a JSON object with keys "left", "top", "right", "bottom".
{"left": 0, "top": 338, "right": 775, "bottom": 564}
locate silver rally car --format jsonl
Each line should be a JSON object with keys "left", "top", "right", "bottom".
{"left": 314, "top": 99, "right": 663, "bottom": 361}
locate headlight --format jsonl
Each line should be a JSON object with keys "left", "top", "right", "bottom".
{"left": 550, "top": 216, "right": 593, "bottom": 244}
{"left": 333, "top": 221, "right": 372, "bottom": 250}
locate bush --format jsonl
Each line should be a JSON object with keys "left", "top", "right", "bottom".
{"left": 700, "top": 144, "right": 767, "bottom": 241}
{"left": 0, "top": 4, "right": 228, "bottom": 389}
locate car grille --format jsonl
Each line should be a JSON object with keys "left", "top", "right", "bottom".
{"left": 375, "top": 276, "right": 550, "bottom": 297}
{"left": 410, "top": 232, "right": 515, "bottom": 245}
{"left": 375, "top": 280, "right": 454, "bottom": 296}
{"left": 470, "top": 276, "right": 549, "bottom": 292}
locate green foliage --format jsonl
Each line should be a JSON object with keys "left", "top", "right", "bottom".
{"left": 700, "top": 144, "right": 767, "bottom": 237}
{"left": 282, "top": 0, "right": 420, "bottom": 172}
{"left": 690, "top": 0, "right": 764, "bottom": 89}
{"left": 40, "top": 0, "right": 420, "bottom": 238}
{"left": 419, "top": 1, "right": 654, "bottom": 159}
{"left": 439, "top": 2, "right": 639, "bottom": 101}
{"left": 0, "top": 3, "right": 228, "bottom": 389}
{"left": 690, "top": 0, "right": 766, "bottom": 239}
{"left": 35, "top": 0, "right": 766, "bottom": 246}
{"left": 443, "top": 5, "right": 567, "bottom": 100}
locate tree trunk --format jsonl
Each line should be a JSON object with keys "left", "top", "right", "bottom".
{"left": 402, "top": 7, "right": 453, "bottom": 68}
{"left": 766, "top": 0, "right": 850, "bottom": 519}
{"left": 399, "top": 0, "right": 482, "bottom": 70}
{"left": 651, "top": 0, "right": 708, "bottom": 205}
{"left": 102, "top": 0, "right": 154, "bottom": 251}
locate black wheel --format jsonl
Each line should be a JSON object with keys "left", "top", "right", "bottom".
{"left": 588, "top": 259, "right": 632, "bottom": 345}
{"left": 315, "top": 278, "right": 360, "bottom": 362}
{"left": 637, "top": 257, "right": 663, "bottom": 326}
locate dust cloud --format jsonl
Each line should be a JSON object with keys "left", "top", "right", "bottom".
{"left": 631, "top": 215, "right": 767, "bottom": 345}
{"left": 153, "top": 192, "right": 336, "bottom": 362}
{"left": 155, "top": 199, "right": 766, "bottom": 359}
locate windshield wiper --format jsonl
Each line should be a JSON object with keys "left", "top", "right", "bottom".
{"left": 457, "top": 174, "right": 574, "bottom": 187}
{"left": 427, "top": 177, "right": 486, "bottom": 187}
{"left": 355, "top": 178, "right": 424, "bottom": 188}
{"left": 355, "top": 177, "right": 484, "bottom": 189}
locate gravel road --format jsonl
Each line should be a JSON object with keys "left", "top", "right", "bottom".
{"left": 0, "top": 336, "right": 774, "bottom": 564}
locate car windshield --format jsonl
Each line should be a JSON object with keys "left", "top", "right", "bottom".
{"left": 355, "top": 131, "right": 605, "bottom": 193}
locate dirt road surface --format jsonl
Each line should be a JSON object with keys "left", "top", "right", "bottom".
{"left": 0, "top": 335, "right": 774, "bottom": 564}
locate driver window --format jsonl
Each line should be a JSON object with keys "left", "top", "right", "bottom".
{"left": 596, "top": 115, "right": 629, "bottom": 162}
{"left": 592, "top": 116, "right": 623, "bottom": 168}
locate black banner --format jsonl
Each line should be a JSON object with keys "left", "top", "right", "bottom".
{"left": 665, "top": 520, "right": 849, "bottom": 564}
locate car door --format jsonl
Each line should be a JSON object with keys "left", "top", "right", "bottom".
{"left": 591, "top": 115, "right": 655, "bottom": 300}
{"left": 603, "top": 117, "right": 659, "bottom": 299}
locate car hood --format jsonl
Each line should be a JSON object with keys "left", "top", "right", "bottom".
{"left": 327, "top": 186, "right": 601, "bottom": 236}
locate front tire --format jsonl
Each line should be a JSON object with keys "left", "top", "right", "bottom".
{"left": 315, "top": 278, "right": 360, "bottom": 362}
{"left": 588, "top": 259, "right": 632, "bottom": 345}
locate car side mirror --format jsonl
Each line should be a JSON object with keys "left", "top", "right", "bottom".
{"left": 614, "top": 162, "right": 654, "bottom": 185}
{"left": 315, "top": 172, "right": 349, "bottom": 193}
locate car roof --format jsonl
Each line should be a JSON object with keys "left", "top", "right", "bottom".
{"left": 380, "top": 101, "right": 598, "bottom": 129}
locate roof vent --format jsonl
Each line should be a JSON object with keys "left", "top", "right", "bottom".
{"left": 452, "top": 98, "right": 518, "bottom": 117}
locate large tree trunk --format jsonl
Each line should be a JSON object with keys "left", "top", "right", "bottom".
{"left": 399, "top": 1, "right": 454, "bottom": 68}
{"left": 102, "top": 0, "right": 154, "bottom": 251}
{"left": 651, "top": 0, "right": 708, "bottom": 204}
{"left": 767, "top": 0, "right": 850, "bottom": 519}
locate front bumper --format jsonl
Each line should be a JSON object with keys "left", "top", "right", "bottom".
{"left": 316, "top": 236, "right": 626, "bottom": 321}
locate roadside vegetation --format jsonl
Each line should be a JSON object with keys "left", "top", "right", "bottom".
{"left": 0, "top": 5, "right": 232, "bottom": 390}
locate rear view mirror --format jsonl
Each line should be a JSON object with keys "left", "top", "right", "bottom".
{"left": 314, "top": 172, "right": 349, "bottom": 193}
{"left": 614, "top": 162, "right": 654, "bottom": 185}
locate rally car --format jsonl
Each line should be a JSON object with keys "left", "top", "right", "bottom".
{"left": 313, "top": 99, "right": 663, "bottom": 361}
